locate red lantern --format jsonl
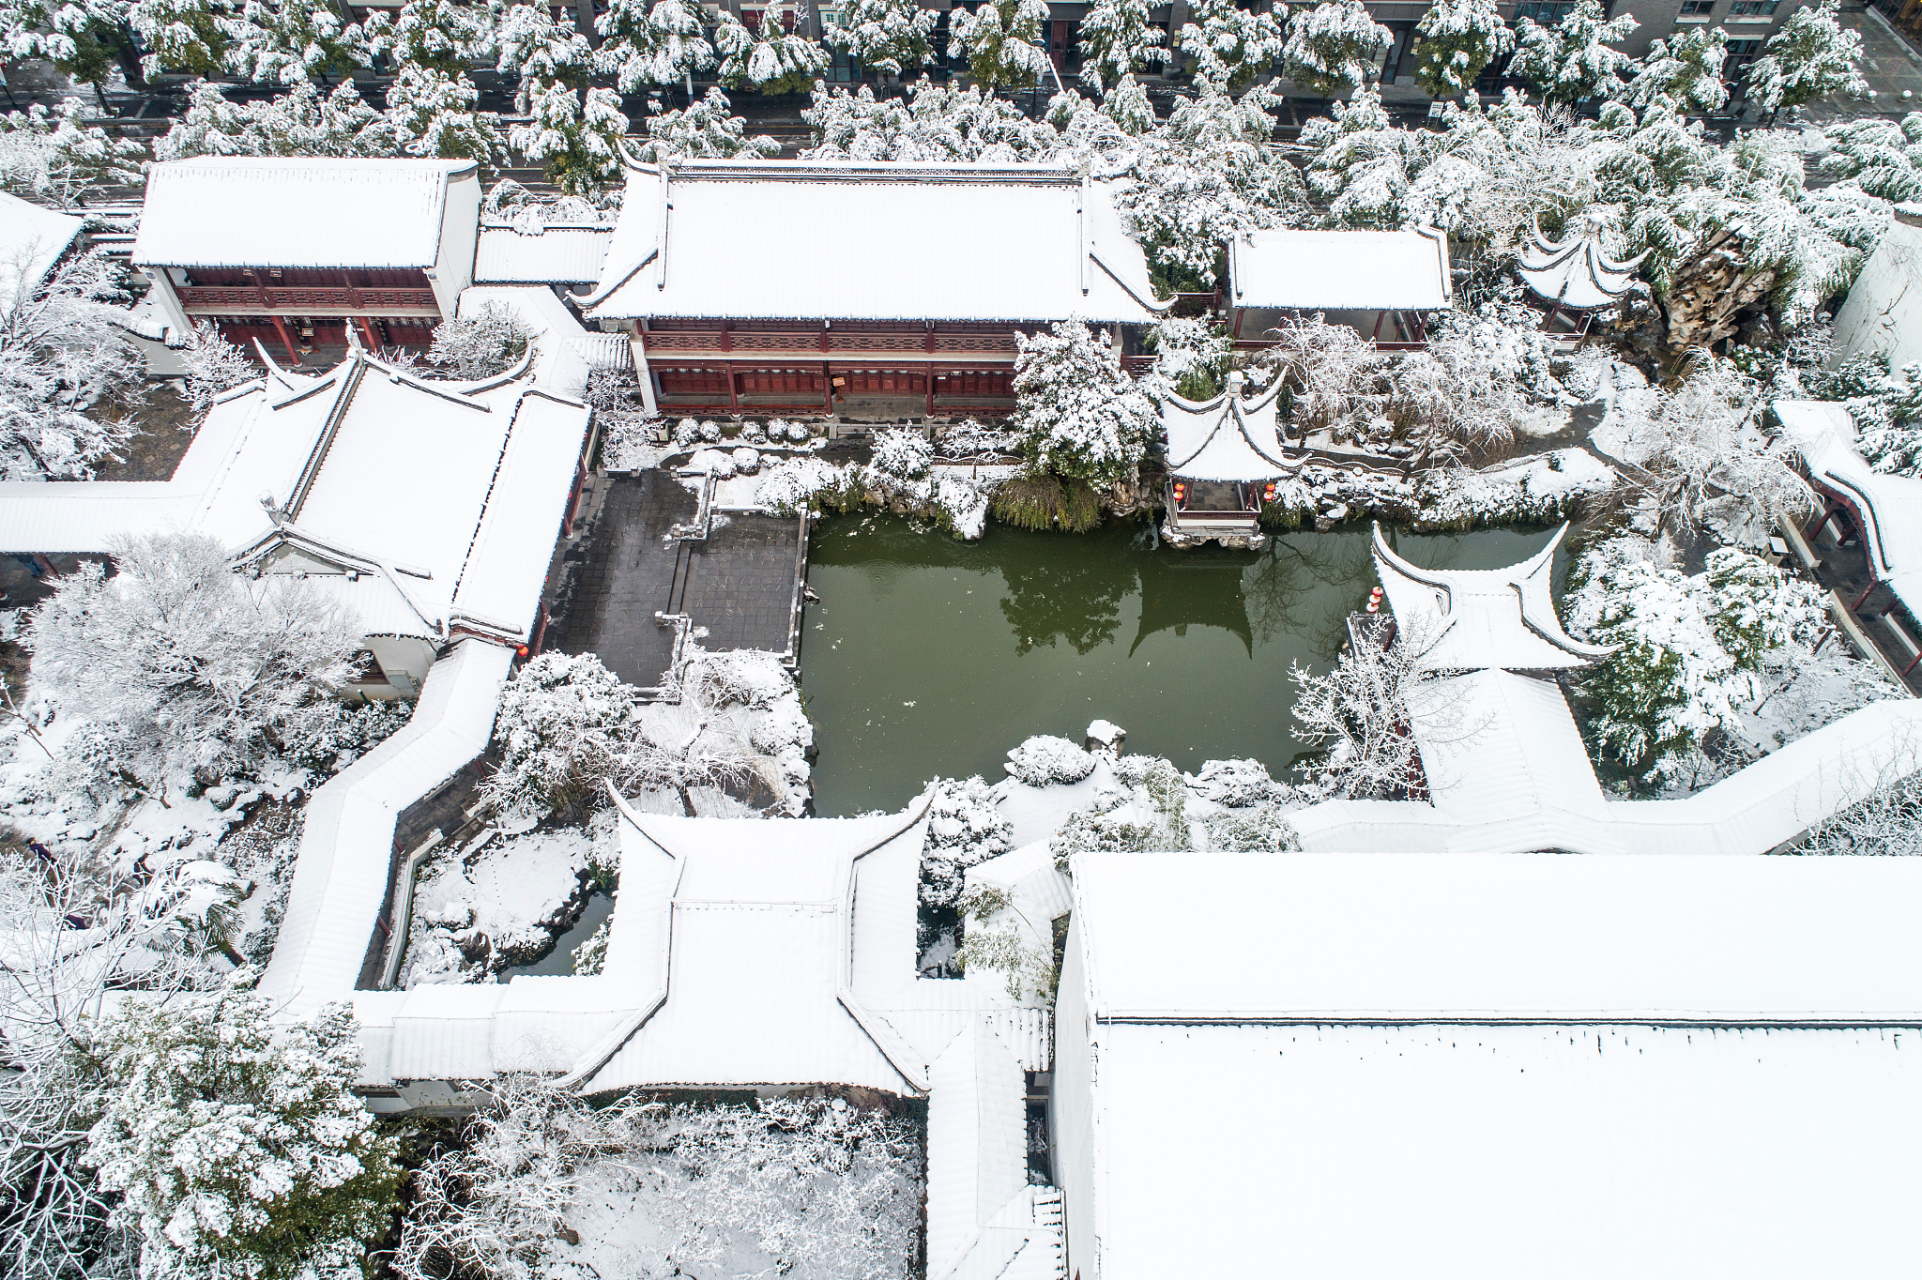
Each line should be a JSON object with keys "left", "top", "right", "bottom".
{"left": 516, "top": 644, "right": 530, "bottom": 657}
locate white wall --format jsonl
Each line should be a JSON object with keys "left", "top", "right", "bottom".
{"left": 1833, "top": 210, "right": 1922, "bottom": 373}
{"left": 431, "top": 165, "right": 484, "bottom": 320}
{"left": 1051, "top": 914, "right": 1100, "bottom": 1280}
{"left": 363, "top": 635, "right": 440, "bottom": 699}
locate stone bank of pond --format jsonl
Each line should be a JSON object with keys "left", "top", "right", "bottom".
{"left": 800, "top": 516, "right": 1568, "bottom": 816}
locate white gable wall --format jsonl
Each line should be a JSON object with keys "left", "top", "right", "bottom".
{"left": 430, "top": 166, "right": 483, "bottom": 318}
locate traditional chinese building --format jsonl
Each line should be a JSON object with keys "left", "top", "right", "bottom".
{"left": 1517, "top": 220, "right": 1645, "bottom": 343}
{"left": 1159, "top": 370, "right": 1299, "bottom": 549}
{"left": 133, "top": 157, "right": 482, "bottom": 363}
{"left": 581, "top": 157, "right": 1169, "bottom": 417}
{"left": 1225, "top": 226, "right": 1452, "bottom": 349}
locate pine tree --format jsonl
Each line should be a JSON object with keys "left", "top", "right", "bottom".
{"left": 596, "top": 0, "right": 716, "bottom": 96}
{"left": 1177, "top": 0, "right": 1284, "bottom": 94}
{"left": 510, "top": 81, "right": 630, "bottom": 197}
{"left": 1411, "top": 0, "right": 1512, "bottom": 97}
{"left": 1078, "top": 0, "right": 1165, "bottom": 94}
{"left": 1820, "top": 111, "right": 1922, "bottom": 202}
{"left": 1010, "top": 318, "right": 1158, "bottom": 490}
{"left": 1282, "top": 0, "right": 1391, "bottom": 98}
{"left": 496, "top": 0, "right": 593, "bottom": 109}
{"left": 715, "top": 3, "right": 829, "bottom": 95}
{"left": 822, "top": 0, "right": 937, "bottom": 78}
{"left": 947, "top": 0, "right": 1053, "bottom": 92}
{"left": 386, "top": 63, "right": 506, "bottom": 168}
{"left": 1507, "top": 0, "right": 1638, "bottom": 104}
{"left": 1624, "top": 24, "right": 1729, "bottom": 113}
{"left": 631, "top": 85, "right": 779, "bottom": 163}
{"left": 155, "top": 79, "right": 397, "bottom": 160}
{"left": 86, "top": 977, "right": 399, "bottom": 1280}
{"left": 1742, "top": 0, "right": 1865, "bottom": 117}
{"left": 1103, "top": 70, "right": 1154, "bottom": 133}
{"left": 127, "top": 0, "right": 234, "bottom": 79}
{"left": 225, "top": 0, "right": 375, "bottom": 85}
{"left": 364, "top": 0, "right": 496, "bottom": 75}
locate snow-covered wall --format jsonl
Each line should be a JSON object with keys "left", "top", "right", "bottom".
{"left": 1832, "top": 206, "right": 1922, "bottom": 373}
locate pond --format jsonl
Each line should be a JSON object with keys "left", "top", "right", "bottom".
{"left": 799, "top": 516, "right": 1567, "bottom": 817}
{"left": 503, "top": 891, "right": 614, "bottom": 978}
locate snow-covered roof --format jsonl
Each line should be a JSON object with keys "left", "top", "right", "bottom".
{"left": 584, "top": 158, "right": 1168, "bottom": 323}
{"left": 1776, "top": 398, "right": 1922, "bottom": 621}
{"left": 0, "top": 191, "right": 82, "bottom": 299}
{"left": 1517, "top": 221, "right": 1647, "bottom": 310}
{"left": 0, "top": 347, "right": 590, "bottom": 646}
{"left": 1161, "top": 374, "right": 1299, "bottom": 483}
{"left": 1066, "top": 851, "right": 1922, "bottom": 1278}
{"left": 926, "top": 1023, "right": 1031, "bottom": 1278}
{"left": 1227, "top": 227, "right": 1452, "bottom": 312}
{"left": 1373, "top": 521, "right": 1614, "bottom": 671}
{"left": 474, "top": 224, "right": 613, "bottom": 285}
{"left": 133, "top": 158, "right": 476, "bottom": 269}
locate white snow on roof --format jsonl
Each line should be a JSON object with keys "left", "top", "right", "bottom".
{"left": 586, "top": 159, "right": 1167, "bottom": 323}
{"left": 1777, "top": 398, "right": 1922, "bottom": 621}
{"left": 1087, "top": 1020, "right": 1922, "bottom": 1280}
{"left": 1071, "top": 851, "right": 1922, "bottom": 1021}
{"left": 0, "top": 191, "right": 82, "bottom": 299}
{"left": 1161, "top": 375, "right": 1300, "bottom": 483}
{"left": 1374, "top": 521, "right": 1614, "bottom": 671}
{"left": 133, "top": 158, "right": 473, "bottom": 269}
{"left": 1228, "top": 227, "right": 1452, "bottom": 311}
{"left": 1518, "top": 222, "right": 1646, "bottom": 310}
{"left": 926, "top": 1022, "right": 1030, "bottom": 1278}
{"left": 474, "top": 224, "right": 612, "bottom": 284}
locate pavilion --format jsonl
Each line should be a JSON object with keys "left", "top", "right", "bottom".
{"left": 1225, "top": 227, "right": 1452, "bottom": 349}
{"left": 1158, "top": 370, "right": 1299, "bottom": 550}
{"left": 1517, "top": 220, "right": 1646, "bottom": 344}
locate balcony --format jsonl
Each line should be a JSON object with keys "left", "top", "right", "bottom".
{"left": 175, "top": 285, "right": 440, "bottom": 316}
{"left": 639, "top": 328, "right": 1020, "bottom": 362}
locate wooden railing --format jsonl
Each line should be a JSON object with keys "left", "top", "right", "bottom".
{"left": 640, "top": 329, "right": 1019, "bottom": 359}
{"left": 176, "top": 285, "right": 440, "bottom": 313}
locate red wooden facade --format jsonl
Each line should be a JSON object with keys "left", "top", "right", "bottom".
{"left": 639, "top": 319, "right": 1030, "bottom": 415}
{"left": 162, "top": 265, "right": 443, "bottom": 363}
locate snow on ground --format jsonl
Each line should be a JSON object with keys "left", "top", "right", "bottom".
{"left": 403, "top": 824, "right": 604, "bottom": 987}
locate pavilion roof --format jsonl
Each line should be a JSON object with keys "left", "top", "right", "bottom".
{"left": 0, "top": 191, "right": 82, "bottom": 299}
{"left": 1373, "top": 521, "right": 1615, "bottom": 671}
{"left": 583, "top": 157, "right": 1169, "bottom": 324}
{"left": 1518, "top": 221, "right": 1647, "bottom": 310}
{"left": 1161, "top": 375, "right": 1300, "bottom": 483}
{"left": 1227, "top": 227, "right": 1452, "bottom": 312}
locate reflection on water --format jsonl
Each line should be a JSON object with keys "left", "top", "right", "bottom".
{"left": 800, "top": 515, "right": 1562, "bottom": 816}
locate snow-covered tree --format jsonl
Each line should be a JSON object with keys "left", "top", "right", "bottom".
{"left": 1742, "top": 0, "right": 1865, "bottom": 118}
{"left": 1411, "top": 0, "right": 1512, "bottom": 97}
{"left": 1810, "top": 352, "right": 1922, "bottom": 474}
{"left": 0, "top": 247, "right": 144, "bottom": 479}
{"left": 87, "top": 975, "right": 398, "bottom": 1280}
{"left": 947, "top": 0, "right": 1053, "bottom": 92}
{"left": 1177, "top": 0, "right": 1284, "bottom": 94}
{"left": 427, "top": 299, "right": 534, "bottom": 376}
{"left": 1117, "top": 83, "right": 1300, "bottom": 289}
{"left": 0, "top": 98, "right": 145, "bottom": 207}
{"left": 224, "top": 0, "right": 374, "bottom": 85}
{"left": 385, "top": 63, "right": 507, "bottom": 166}
{"left": 715, "top": 3, "right": 829, "bottom": 95}
{"left": 363, "top": 0, "right": 495, "bottom": 74}
{"left": 1624, "top": 24, "right": 1729, "bottom": 114}
{"left": 630, "top": 85, "right": 779, "bottom": 163}
{"left": 1253, "top": 312, "right": 1383, "bottom": 438}
{"left": 1281, "top": 0, "right": 1390, "bottom": 98}
{"left": 127, "top": 0, "right": 234, "bottom": 78}
{"left": 1507, "top": 0, "right": 1638, "bottom": 103}
{"left": 1797, "top": 765, "right": 1922, "bottom": 856}
{"left": 1297, "top": 82, "right": 1419, "bottom": 229}
{"left": 179, "top": 319, "right": 256, "bottom": 411}
{"left": 1145, "top": 313, "right": 1234, "bottom": 399}
{"left": 802, "top": 75, "right": 1071, "bottom": 160}
{"left": 1289, "top": 613, "right": 1465, "bottom": 801}
{"left": 509, "top": 81, "right": 629, "bottom": 196}
{"left": 496, "top": 0, "right": 592, "bottom": 105}
{"left": 1410, "top": 300, "right": 1567, "bottom": 455}
{"left": 1820, "top": 111, "right": 1922, "bottom": 203}
{"left": 1078, "top": 0, "right": 1165, "bottom": 94}
{"left": 155, "top": 79, "right": 397, "bottom": 160}
{"left": 821, "top": 0, "right": 937, "bottom": 78}
{"left": 1011, "top": 319, "right": 1158, "bottom": 490}
{"left": 23, "top": 532, "right": 362, "bottom": 798}
{"left": 920, "top": 775, "right": 1012, "bottom": 913}
{"left": 596, "top": 0, "right": 716, "bottom": 95}
{"left": 1100, "top": 71, "right": 1154, "bottom": 132}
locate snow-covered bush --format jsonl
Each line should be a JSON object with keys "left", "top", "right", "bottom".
{"left": 1202, "top": 802, "right": 1298, "bottom": 852}
{"left": 1005, "top": 734, "right": 1097, "bottom": 786}
{"left": 757, "top": 456, "right": 861, "bottom": 515}
{"left": 24, "top": 533, "right": 362, "bottom": 800}
{"left": 281, "top": 696, "right": 412, "bottom": 775}
{"left": 1796, "top": 767, "right": 1922, "bottom": 856}
{"left": 572, "top": 915, "right": 612, "bottom": 973}
{"left": 956, "top": 885, "right": 1059, "bottom": 999}
{"left": 88, "top": 976, "right": 398, "bottom": 1280}
{"left": 732, "top": 446, "right": 762, "bottom": 475}
{"left": 1049, "top": 806, "right": 1160, "bottom": 865}
{"left": 689, "top": 446, "right": 738, "bottom": 478}
{"left": 1565, "top": 535, "right": 1830, "bottom": 784}
{"left": 0, "top": 247, "right": 145, "bottom": 480}
{"left": 1411, "top": 0, "right": 1513, "bottom": 97}
{"left": 869, "top": 427, "right": 933, "bottom": 481}
{"left": 1011, "top": 319, "right": 1158, "bottom": 491}
{"left": 484, "top": 652, "right": 640, "bottom": 818}
{"left": 396, "top": 1078, "right": 922, "bottom": 1280}
{"left": 428, "top": 300, "right": 534, "bottom": 377}
{"left": 1814, "top": 353, "right": 1922, "bottom": 475}
{"left": 920, "top": 775, "right": 1013, "bottom": 912}
{"left": 701, "top": 419, "right": 724, "bottom": 442}
{"left": 1185, "top": 756, "right": 1289, "bottom": 808}
{"left": 179, "top": 320, "right": 258, "bottom": 413}
{"left": 1282, "top": 0, "right": 1391, "bottom": 97}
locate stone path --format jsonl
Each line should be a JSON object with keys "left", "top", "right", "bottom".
{"left": 545, "top": 470, "right": 807, "bottom": 689}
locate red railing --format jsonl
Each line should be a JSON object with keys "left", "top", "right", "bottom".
{"left": 176, "top": 285, "right": 440, "bottom": 313}
{"left": 640, "top": 330, "right": 1019, "bottom": 359}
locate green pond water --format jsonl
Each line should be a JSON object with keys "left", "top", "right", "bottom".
{"left": 799, "top": 516, "right": 1567, "bottom": 817}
